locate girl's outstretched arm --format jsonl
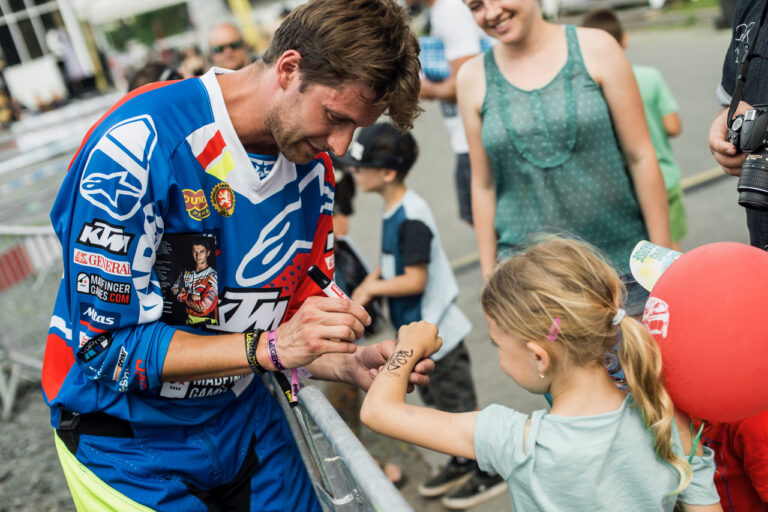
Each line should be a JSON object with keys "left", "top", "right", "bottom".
{"left": 360, "top": 321, "right": 478, "bottom": 460}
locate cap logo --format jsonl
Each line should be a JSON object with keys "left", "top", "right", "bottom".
{"left": 349, "top": 141, "right": 364, "bottom": 161}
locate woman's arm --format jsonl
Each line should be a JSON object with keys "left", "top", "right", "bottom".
{"left": 457, "top": 56, "right": 498, "bottom": 280}
{"left": 360, "top": 322, "right": 478, "bottom": 459}
{"left": 579, "top": 28, "right": 672, "bottom": 249}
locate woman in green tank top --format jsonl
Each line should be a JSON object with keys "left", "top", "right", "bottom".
{"left": 456, "top": 0, "right": 671, "bottom": 309}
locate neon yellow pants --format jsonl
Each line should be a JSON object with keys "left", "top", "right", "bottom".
{"left": 54, "top": 431, "right": 155, "bottom": 511}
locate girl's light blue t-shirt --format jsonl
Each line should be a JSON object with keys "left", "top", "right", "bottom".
{"left": 474, "top": 395, "right": 719, "bottom": 511}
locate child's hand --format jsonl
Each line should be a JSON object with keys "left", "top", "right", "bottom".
{"left": 351, "top": 274, "right": 378, "bottom": 306}
{"left": 397, "top": 321, "right": 442, "bottom": 359}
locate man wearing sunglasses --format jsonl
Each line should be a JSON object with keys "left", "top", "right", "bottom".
{"left": 208, "top": 22, "right": 251, "bottom": 70}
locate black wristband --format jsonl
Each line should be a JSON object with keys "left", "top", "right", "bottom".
{"left": 244, "top": 329, "right": 266, "bottom": 375}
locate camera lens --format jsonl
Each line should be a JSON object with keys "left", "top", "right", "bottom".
{"left": 738, "top": 153, "right": 768, "bottom": 210}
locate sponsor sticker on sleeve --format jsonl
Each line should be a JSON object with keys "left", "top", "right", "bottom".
{"left": 74, "top": 248, "right": 130, "bottom": 276}
{"left": 76, "top": 332, "right": 113, "bottom": 362}
{"left": 183, "top": 189, "right": 211, "bottom": 221}
{"left": 77, "top": 219, "right": 134, "bottom": 255}
{"left": 211, "top": 183, "right": 235, "bottom": 217}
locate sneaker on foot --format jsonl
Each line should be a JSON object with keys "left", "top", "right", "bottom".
{"left": 417, "top": 459, "right": 476, "bottom": 498}
{"left": 440, "top": 471, "right": 507, "bottom": 509}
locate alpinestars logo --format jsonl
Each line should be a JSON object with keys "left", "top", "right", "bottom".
{"left": 79, "top": 115, "right": 156, "bottom": 221}
{"left": 207, "top": 287, "right": 289, "bottom": 333}
{"left": 77, "top": 219, "right": 134, "bottom": 255}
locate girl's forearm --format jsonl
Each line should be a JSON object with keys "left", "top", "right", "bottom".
{"left": 360, "top": 342, "right": 479, "bottom": 460}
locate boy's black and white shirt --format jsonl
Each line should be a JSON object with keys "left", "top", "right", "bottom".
{"left": 380, "top": 189, "right": 471, "bottom": 361}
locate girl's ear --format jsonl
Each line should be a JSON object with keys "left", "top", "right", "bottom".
{"left": 526, "top": 341, "right": 551, "bottom": 375}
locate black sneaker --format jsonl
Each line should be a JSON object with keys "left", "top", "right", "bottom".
{"left": 440, "top": 470, "right": 507, "bottom": 509}
{"left": 417, "top": 459, "right": 476, "bottom": 498}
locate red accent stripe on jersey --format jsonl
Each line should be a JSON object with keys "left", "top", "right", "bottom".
{"left": 196, "top": 130, "right": 226, "bottom": 169}
{"left": 79, "top": 320, "right": 107, "bottom": 334}
{"left": 67, "top": 80, "right": 180, "bottom": 171}
{"left": 42, "top": 332, "right": 75, "bottom": 402}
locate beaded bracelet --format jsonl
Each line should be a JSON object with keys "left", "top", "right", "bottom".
{"left": 244, "top": 328, "right": 266, "bottom": 375}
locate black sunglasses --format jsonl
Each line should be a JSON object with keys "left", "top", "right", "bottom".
{"left": 211, "top": 40, "right": 244, "bottom": 53}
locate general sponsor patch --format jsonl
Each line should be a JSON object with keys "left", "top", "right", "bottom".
{"left": 76, "top": 332, "right": 113, "bottom": 362}
{"left": 74, "top": 249, "right": 130, "bottom": 276}
{"left": 211, "top": 182, "right": 235, "bottom": 217}
{"left": 77, "top": 219, "right": 134, "bottom": 255}
{"left": 183, "top": 189, "right": 210, "bottom": 221}
{"left": 76, "top": 272, "right": 132, "bottom": 305}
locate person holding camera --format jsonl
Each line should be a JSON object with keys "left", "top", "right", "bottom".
{"left": 456, "top": 0, "right": 671, "bottom": 317}
{"left": 708, "top": 0, "right": 768, "bottom": 250}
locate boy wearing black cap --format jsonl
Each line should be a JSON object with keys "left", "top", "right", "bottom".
{"left": 334, "top": 122, "right": 505, "bottom": 508}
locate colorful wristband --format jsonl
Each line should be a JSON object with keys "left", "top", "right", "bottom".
{"left": 267, "top": 330, "right": 285, "bottom": 371}
{"left": 244, "top": 329, "right": 266, "bottom": 375}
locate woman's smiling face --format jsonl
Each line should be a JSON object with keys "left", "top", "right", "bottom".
{"left": 463, "top": 0, "right": 540, "bottom": 43}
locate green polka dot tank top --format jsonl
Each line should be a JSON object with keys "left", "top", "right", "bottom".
{"left": 481, "top": 25, "right": 647, "bottom": 274}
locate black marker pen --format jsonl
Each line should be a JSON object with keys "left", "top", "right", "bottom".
{"left": 307, "top": 265, "right": 350, "bottom": 300}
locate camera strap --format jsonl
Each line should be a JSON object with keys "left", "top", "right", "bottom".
{"left": 728, "top": 0, "right": 768, "bottom": 128}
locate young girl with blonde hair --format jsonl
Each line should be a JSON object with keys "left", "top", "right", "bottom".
{"left": 361, "top": 237, "right": 721, "bottom": 511}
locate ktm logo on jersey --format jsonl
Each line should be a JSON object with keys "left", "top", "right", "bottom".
{"left": 206, "top": 287, "right": 289, "bottom": 333}
{"left": 77, "top": 219, "right": 134, "bottom": 255}
{"left": 79, "top": 115, "right": 157, "bottom": 221}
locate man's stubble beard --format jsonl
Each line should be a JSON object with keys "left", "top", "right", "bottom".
{"left": 264, "top": 96, "right": 311, "bottom": 164}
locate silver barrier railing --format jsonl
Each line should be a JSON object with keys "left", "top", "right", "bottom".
{"left": 271, "top": 380, "right": 413, "bottom": 512}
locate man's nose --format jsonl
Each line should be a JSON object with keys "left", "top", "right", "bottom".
{"left": 327, "top": 126, "right": 356, "bottom": 156}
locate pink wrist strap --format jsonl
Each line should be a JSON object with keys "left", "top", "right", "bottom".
{"left": 267, "top": 330, "right": 308, "bottom": 405}
{"left": 267, "top": 330, "right": 285, "bottom": 371}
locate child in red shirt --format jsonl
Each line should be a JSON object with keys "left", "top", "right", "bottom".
{"left": 696, "top": 411, "right": 768, "bottom": 511}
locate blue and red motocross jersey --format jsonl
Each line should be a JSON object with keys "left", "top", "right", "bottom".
{"left": 43, "top": 68, "right": 336, "bottom": 427}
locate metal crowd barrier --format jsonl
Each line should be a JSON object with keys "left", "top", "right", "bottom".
{"left": 0, "top": 225, "right": 412, "bottom": 510}
{"left": 271, "top": 379, "right": 414, "bottom": 512}
{"left": 0, "top": 225, "right": 60, "bottom": 420}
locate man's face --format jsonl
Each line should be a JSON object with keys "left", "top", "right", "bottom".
{"left": 192, "top": 244, "right": 210, "bottom": 269}
{"left": 265, "top": 80, "right": 384, "bottom": 164}
{"left": 209, "top": 25, "right": 249, "bottom": 70}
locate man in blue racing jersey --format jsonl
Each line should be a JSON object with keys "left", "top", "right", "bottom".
{"left": 43, "top": 0, "right": 428, "bottom": 510}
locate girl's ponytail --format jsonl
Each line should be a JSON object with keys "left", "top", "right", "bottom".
{"left": 617, "top": 316, "right": 691, "bottom": 493}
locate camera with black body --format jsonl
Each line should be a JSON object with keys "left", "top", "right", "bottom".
{"left": 728, "top": 107, "right": 768, "bottom": 210}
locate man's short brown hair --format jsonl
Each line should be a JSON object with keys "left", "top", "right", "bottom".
{"left": 262, "top": 0, "right": 422, "bottom": 131}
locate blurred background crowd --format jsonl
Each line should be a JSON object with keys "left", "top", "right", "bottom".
{"left": 0, "top": 0, "right": 736, "bottom": 131}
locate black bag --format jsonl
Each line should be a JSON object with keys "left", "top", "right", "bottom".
{"left": 334, "top": 236, "right": 382, "bottom": 335}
